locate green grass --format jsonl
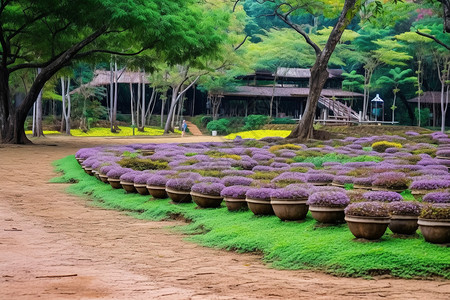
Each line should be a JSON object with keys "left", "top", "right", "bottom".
{"left": 71, "top": 127, "right": 180, "bottom": 136}
{"left": 225, "top": 130, "right": 291, "bottom": 139}
{"left": 52, "top": 155, "right": 450, "bottom": 279}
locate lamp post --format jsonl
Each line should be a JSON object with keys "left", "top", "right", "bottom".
{"left": 371, "top": 94, "right": 384, "bottom": 122}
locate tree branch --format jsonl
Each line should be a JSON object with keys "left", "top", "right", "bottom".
{"left": 416, "top": 30, "right": 450, "bottom": 51}
{"left": 234, "top": 35, "right": 248, "bottom": 51}
{"left": 74, "top": 47, "right": 148, "bottom": 60}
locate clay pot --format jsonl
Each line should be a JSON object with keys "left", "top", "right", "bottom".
{"left": 309, "top": 206, "right": 346, "bottom": 224}
{"left": 389, "top": 215, "right": 418, "bottom": 235}
{"left": 345, "top": 215, "right": 390, "bottom": 240}
{"left": 146, "top": 185, "right": 168, "bottom": 199}
{"left": 246, "top": 198, "right": 274, "bottom": 216}
{"left": 120, "top": 181, "right": 137, "bottom": 193}
{"left": 223, "top": 197, "right": 248, "bottom": 212}
{"left": 270, "top": 197, "right": 308, "bottom": 221}
{"left": 418, "top": 218, "right": 450, "bottom": 244}
{"left": 134, "top": 183, "right": 149, "bottom": 195}
{"left": 84, "top": 167, "right": 94, "bottom": 176}
{"left": 371, "top": 186, "right": 406, "bottom": 193}
{"left": 166, "top": 187, "right": 192, "bottom": 204}
{"left": 191, "top": 191, "right": 223, "bottom": 208}
{"left": 99, "top": 174, "right": 109, "bottom": 184}
{"left": 107, "top": 178, "right": 122, "bottom": 189}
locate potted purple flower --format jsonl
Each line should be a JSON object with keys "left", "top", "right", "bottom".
{"left": 165, "top": 178, "right": 196, "bottom": 203}
{"left": 331, "top": 176, "right": 353, "bottom": 188}
{"left": 307, "top": 173, "right": 334, "bottom": 186}
{"left": 353, "top": 177, "right": 373, "bottom": 190}
{"left": 191, "top": 182, "right": 226, "bottom": 208}
{"left": 409, "top": 179, "right": 450, "bottom": 195}
{"left": 306, "top": 191, "right": 350, "bottom": 224}
{"left": 270, "top": 186, "right": 310, "bottom": 221}
{"left": 246, "top": 188, "right": 275, "bottom": 216}
{"left": 362, "top": 191, "right": 403, "bottom": 202}
{"left": 133, "top": 173, "right": 152, "bottom": 195}
{"left": 146, "top": 175, "right": 169, "bottom": 199}
{"left": 99, "top": 165, "right": 116, "bottom": 183}
{"left": 345, "top": 202, "right": 390, "bottom": 240}
{"left": 221, "top": 176, "right": 253, "bottom": 187}
{"left": 388, "top": 201, "right": 422, "bottom": 235}
{"left": 106, "top": 167, "right": 132, "bottom": 189}
{"left": 371, "top": 172, "right": 410, "bottom": 192}
{"left": 220, "top": 186, "right": 250, "bottom": 211}
{"left": 418, "top": 204, "right": 450, "bottom": 244}
{"left": 119, "top": 171, "right": 140, "bottom": 193}
{"left": 422, "top": 191, "right": 450, "bottom": 204}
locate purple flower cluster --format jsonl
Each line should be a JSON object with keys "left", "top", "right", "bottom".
{"left": 332, "top": 176, "right": 353, "bottom": 185}
{"left": 134, "top": 173, "right": 153, "bottom": 184}
{"left": 307, "top": 173, "right": 334, "bottom": 183}
{"left": 221, "top": 186, "right": 251, "bottom": 199}
{"left": 146, "top": 175, "right": 169, "bottom": 187}
{"left": 436, "top": 149, "right": 450, "bottom": 158}
{"left": 221, "top": 176, "right": 253, "bottom": 187}
{"left": 345, "top": 202, "right": 389, "bottom": 217}
{"left": 191, "top": 182, "right": 225, "bottom": 196}
{"left": 372, "top": 172, "right": 409, "bottom": 189}
{"left": 389, "top": 201, "right": 422, "bottom": 216}
{"left": 410, "top": 179, "right": 450, "bottom": 190}
{"left": 422, "top": 191, "right": 450, "bottom": 203}
{"left": 270, "top": 187, "right": 309, "bottom": 199}
{"left": 306, "top": 191, "right": 350, "bottom": 208}
{"left": 166, "top": 178, "right": 196, "bottom": 191}
{"left": 272, "top": 172, "right": 307, "bottom": 183}
{"left": 106, "top": 167, "right": 133, "bottom": 179}
{"left": 246, "top": 188, "right": 274, "bottom": 200}
{"left": 363, "top": 191, "right": 403, "bottom": 202}
{"left": 120, "top": 171, "right": 141, "bottom": 182}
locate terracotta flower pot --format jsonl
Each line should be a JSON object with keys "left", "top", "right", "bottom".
{"left": 107, "top": 178, "right": 122, "bottom": 189}
{"left": 146, "top": 185, "right": 168, "bottom": 199}
{"left": 270, "top": 197, "right": 308, "bottom": 221}
{"left": 223, "top": 197, "right": 248, "bottom": 212}
{"left": 418, "top": 218, "right": 450, "bottom": 244}
{"left": 389, "top": 215, "right": 418, "bottom": 235}
{"left": 371, "top": 186, "right": 406, "bottom": 193}
{"left": 99, "top": 174, "right": 109, "bottom": 184}
{"left": 120, "top": 181, "right": 137, "bottom": 193}
{"left": 309, "top": 206, "right": 345, "bottom": 224}
{"left": 191, "top": 191, "right": 223, "bottom": 208}
{"left": 134, "top": 183, "right": 149, "bottom": 195}
{"left": 166, "top": 187, "right": 192, "bottom": 204}
{"left": 353, "top": 184, "right": 372, "bottom": 190}
{"left": 246, "top": 197, "right": 274, "bottom": 216}
{"left": 345, "top": 215, "right": 390, "bottom": 240}
{"left": 84, "top": 167, "right": 94, "bottom": 176}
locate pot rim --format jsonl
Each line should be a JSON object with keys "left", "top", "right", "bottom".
{"left": 190, "top": 191, "right": 223, "bottom": 199}
{"left": 146, "top": 185, "right": 166, "bottom": 190}
{"left": 309, "top": 205, "right": 345, "bottom": 212}
{"left": 246, "top": 197, "right": 271, "bottom": 205}
{"left": 166, "top": 187, "right": 191, "bottom": 194}
{"left": 418, "top": 218, "right": 450, "bottom": 226}
{"left": 223, "top": 197, "right": 246, "bottom": 202}
{"left": 345, "top": 215, "right": 391, "bottom": 224}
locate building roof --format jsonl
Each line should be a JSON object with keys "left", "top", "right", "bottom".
{"left": 276, "top": 67, "right": 343, "bottom": 79}
{"left": 89, "top": 69, "right": 150, "bottom": 86}
{"left": 407, "top": 91, "right": 445, "bottom": 104}
{"left": 221, "top": 86, "right": 363, "bottom": 98}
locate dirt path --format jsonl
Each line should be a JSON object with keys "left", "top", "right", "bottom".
{"left": 0, "top": 135, "right": 449, "bottom": 299}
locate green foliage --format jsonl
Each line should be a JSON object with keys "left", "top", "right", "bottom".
{"left": 270, "top": 118, "right": 296, "bottom": 124}
{"left": 294, "top": 153, "right": 383, "bottom": 168}
{"left": 201, "top": 116, "right": 213, "bottom": 127}
{"left": 243, "top": 115, "right": 270, "bottom": 131}
{"left": 250, "top": 171, "right": 279, "bottom": 181}
{"left": 52, "top": 155, "right": 450, "bottom": 279}
{"left": 243, "top": 140, "right": 265, "bottom": 148}
{"left": 206, "top": 119, "right": 230, "bottom": 134}
{"left": 414, "top": 108, "right": 431, "bottom": 127}
{"left": 118, "top": 158, "right": 168, "bottom": 171}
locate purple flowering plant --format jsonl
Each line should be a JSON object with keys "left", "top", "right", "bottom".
{"left": 246, "top": 188, "right": 274, "bottom": 200}
{"left": 410, "top": 179, "right": 450, "bottom": 190}
{"left": 146, "top": 175, "right": 169, "bottom": 187}
{"left": 372, "top": 172, "right": 410, "bottom": 190}
{"left": 191, "top": 182, "right": 225, "bottom": 196}
{"left": 306, "top": 191, "right": 350, "bottom": 208}
{"left": 166, "top": 178, "right": 196, "bottom": 191}
{"left": 270, "top": 187, "right": 309, "bottom": 199}
{"left": 345, "top": 201, "right": 390, "bottom": 217}
{"left": 420, "top": 204, "right": 450, "bottom": 219}
{"left": 221, "top": 176, "right": 253, "bottom": 187}
{"left": 422, "top": 191, "right": 450, "bottom": 203}
{"left": 106, "top": 167, "right": 133, "bottom": 179}
{"left": 389, "top": 201, "right": 422, "bottom": 216}
{"left": 220, "top": 186, "right": 251, "bottom": 199}
{"left": 363, "top": 191, "right": 403, "bottom": 202}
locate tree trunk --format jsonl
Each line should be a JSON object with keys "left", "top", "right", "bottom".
{"left": 32, "top": 69, "right": 44, "bottom": 137}
{"left": 286, "top": 65, "right": 329, "bottom": 140}
{"left": 65, "top": 77, "right": 71, "bottom": 135}
{"left": 139, "top": 71, "right": 146, "bottom": 131}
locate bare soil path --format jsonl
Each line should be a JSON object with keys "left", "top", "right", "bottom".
{"left": 0, "top": 135, "right": 449, "bottom": 299}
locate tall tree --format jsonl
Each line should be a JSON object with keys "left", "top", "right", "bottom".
{"left": 0, "top": 0, "right": 225, "bottom": 144}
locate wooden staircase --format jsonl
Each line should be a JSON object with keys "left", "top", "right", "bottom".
{"left": 318, "top": 96, "right": 359, "bottom": 121}
{"left": 185, "top": 121, "right": 203, "bottom": 136}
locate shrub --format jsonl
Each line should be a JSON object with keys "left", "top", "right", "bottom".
{"left": 270, "top": 117, "right": 296, "bottom": 124}
{"left": 246, "top": 188, "right": 274, "bottom": 200}
{"left": 389, "top": 201, "right": 422, "bottom": 216}
{"left": 306, "top": 191, "right": 350, "bottom": 208}
{"left": 420, "top": 204, "right": 450, "bottom": 219}
{"left": 372, "top": 141, "right": 403, "bottom": 153}
{"left": 243, "top": 140, "right": 265, "bottom": 148}
{"left": 220, "top": 186, "right": 251, "bottom": 199}
{"left": 362, "top": 191, "right": 403, "bottom": 203}
{"left": 269, "top": 144, "right": 302, "bottom": 153}
{"left": 191, "top": 182, "right": 225, "bottom": 196}
{"left": 200, "top": 116, "right": 213, "bottom": 127}
{"left": 206, "top": 119, "right": 230, "bottom": 134}
{"left": 345, "top": 202, "right": 390, "bottom": 217}
{"left": 118, "top": 158, "right": 168, "bottom": 171}
{"left": 412, "top": 148, "right": 437, "bottom": 157}
{"left": 422, "top": 191, "right": 450, "bottom": 203}
{"left": 243, "top": 114, "right": 270, "bottom": 130}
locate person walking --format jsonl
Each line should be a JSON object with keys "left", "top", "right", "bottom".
{"left": 182, "top": 120, "right": 187, "bottom": 137}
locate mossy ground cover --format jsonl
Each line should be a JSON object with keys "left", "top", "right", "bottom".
{"left": 53, "top": 155, "right": 450, "bottom": 279}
